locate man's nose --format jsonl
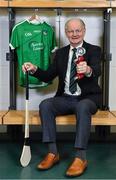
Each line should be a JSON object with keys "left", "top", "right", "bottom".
{"left": 73, "top": 31, "right": 78, "bottom": 36}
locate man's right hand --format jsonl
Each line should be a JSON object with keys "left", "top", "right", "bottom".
{"left": 22, "top": 62, "right": 37, "bottom": 74}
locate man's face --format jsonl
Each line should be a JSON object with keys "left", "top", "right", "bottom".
{"left": 65, "top": 20, "right": 86, "bottom": 47}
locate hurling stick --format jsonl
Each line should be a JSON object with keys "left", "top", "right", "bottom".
{"left": 20, "top": 71, "right": 31, "bottom": 167}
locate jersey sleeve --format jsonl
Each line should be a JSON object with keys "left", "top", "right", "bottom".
{"left": 9, "top": 25, "right": 19, "bottom": 50}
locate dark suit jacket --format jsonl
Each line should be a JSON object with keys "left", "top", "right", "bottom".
{"left": 33, "top": 41, "right": 102, "bottom": 107}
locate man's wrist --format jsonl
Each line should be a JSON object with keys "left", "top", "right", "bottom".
{"left": 85, "top": 66, "right": 92, "bottom": 77}
{"left": 29, "top": 65, "right": 37, "bottom": 74}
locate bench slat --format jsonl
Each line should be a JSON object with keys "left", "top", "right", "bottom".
{"left": 2, "top": 110, "right": 116, "bottom": 126}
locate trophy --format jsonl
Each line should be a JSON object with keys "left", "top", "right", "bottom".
{"left": 75, "top": 47, "right": 86, "bottom": 80}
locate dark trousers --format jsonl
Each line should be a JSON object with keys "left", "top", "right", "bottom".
{"left": 39, "top": 95, "right": 97, "bottom": 149}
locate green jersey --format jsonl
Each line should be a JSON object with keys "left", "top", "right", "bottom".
{"left": 10, "top": 20, "right": 57, "bottom": 88}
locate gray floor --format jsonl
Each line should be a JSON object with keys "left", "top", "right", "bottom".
{"left": 0, "top": 141, "right": 116, "bottom": 179}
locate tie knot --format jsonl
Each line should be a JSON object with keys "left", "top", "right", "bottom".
{"left": 72, "top": 48, "right": 77, "bottom": 53}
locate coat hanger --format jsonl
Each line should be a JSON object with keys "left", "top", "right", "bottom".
{"left": 29, "top": 9, "right": 41, "bottom": 22}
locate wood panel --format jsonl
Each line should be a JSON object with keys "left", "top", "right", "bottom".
{"left": 112, "top": 1, "right": 116, "bottom": 8}
{"left": 3, "top": 110, "right": 116, "bottom": 125}
{"left": 0, "top": 0, "right": 8, "bottom": 7}
{"left": 8, "top": 0, "right": 110, "bottom": 8}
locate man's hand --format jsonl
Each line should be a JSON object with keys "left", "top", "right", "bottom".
{"left": 77, "top": 61, "right": 92, "bottom": 75}
{"left": 22, "top": 62, "right": 37, "bottom": 74}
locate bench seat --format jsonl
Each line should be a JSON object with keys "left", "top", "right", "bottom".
{"left": 2, "top": 110, "right": 116, "bottom": 126}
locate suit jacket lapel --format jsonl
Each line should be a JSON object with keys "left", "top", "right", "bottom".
{"left": 82, "top": 41, "right": 89, "bottom": 60}
{"left": 62, "top": 45, "right": 70, "bottom": 82}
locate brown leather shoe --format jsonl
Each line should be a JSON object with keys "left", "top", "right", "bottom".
{"left": 66, "top": 158, "right": 88, "bottom": 177}
{"left": 37, "top": 153, "right": 60, "bottom": 170}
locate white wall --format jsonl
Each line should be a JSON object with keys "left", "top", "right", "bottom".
{"left": 109, "top": 11, "right": 116, "bottom": 110}
{"left": 0, "top": 9, "right": 9, "bottom": 110}
{"left": 0, "top": 9, "right": 115, "bottom": 112}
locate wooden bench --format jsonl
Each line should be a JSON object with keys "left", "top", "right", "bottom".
{"left": 2, "top": 110, "right": 116, "bottom": 126}
{"left": 0, "top": 111, "right": 8, "bottom": 125}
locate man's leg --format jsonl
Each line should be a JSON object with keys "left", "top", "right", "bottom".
{"left": 66, "top": 99, "right": 97, "bottom": 177}
{"left": 39, "top": 96, "right": 74, "bottom": 143}
{"left": 38, "top": 96, "right": 76, "bottom": 170}
{"left": 74, "top": 99, "right": 97, "bottom": 149}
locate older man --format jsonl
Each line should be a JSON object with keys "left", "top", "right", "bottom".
{"left": 22, "top": 18, "right": 102, "bottom": 177}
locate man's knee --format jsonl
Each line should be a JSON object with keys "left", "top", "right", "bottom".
{"left": 39, "top": 98, "right": 53, "bottom": 111}
{"left": 76, "top": 99, "right": 97, "bottom": 114}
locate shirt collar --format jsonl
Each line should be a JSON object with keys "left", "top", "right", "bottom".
{"left": 70, "top": 41, "right": 83, "bottom": 51}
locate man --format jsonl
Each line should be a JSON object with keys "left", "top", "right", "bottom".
{"left": 22, "top": 18, "right": 102, "bottom": 177}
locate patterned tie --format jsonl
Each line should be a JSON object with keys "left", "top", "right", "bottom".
{"left": 69, "top": 48, "right": 77, "bottom": 94}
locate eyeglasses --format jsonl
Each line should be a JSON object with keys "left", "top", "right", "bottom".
{"left": 67, "top": 29, "right": 84, "bottom": 34}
